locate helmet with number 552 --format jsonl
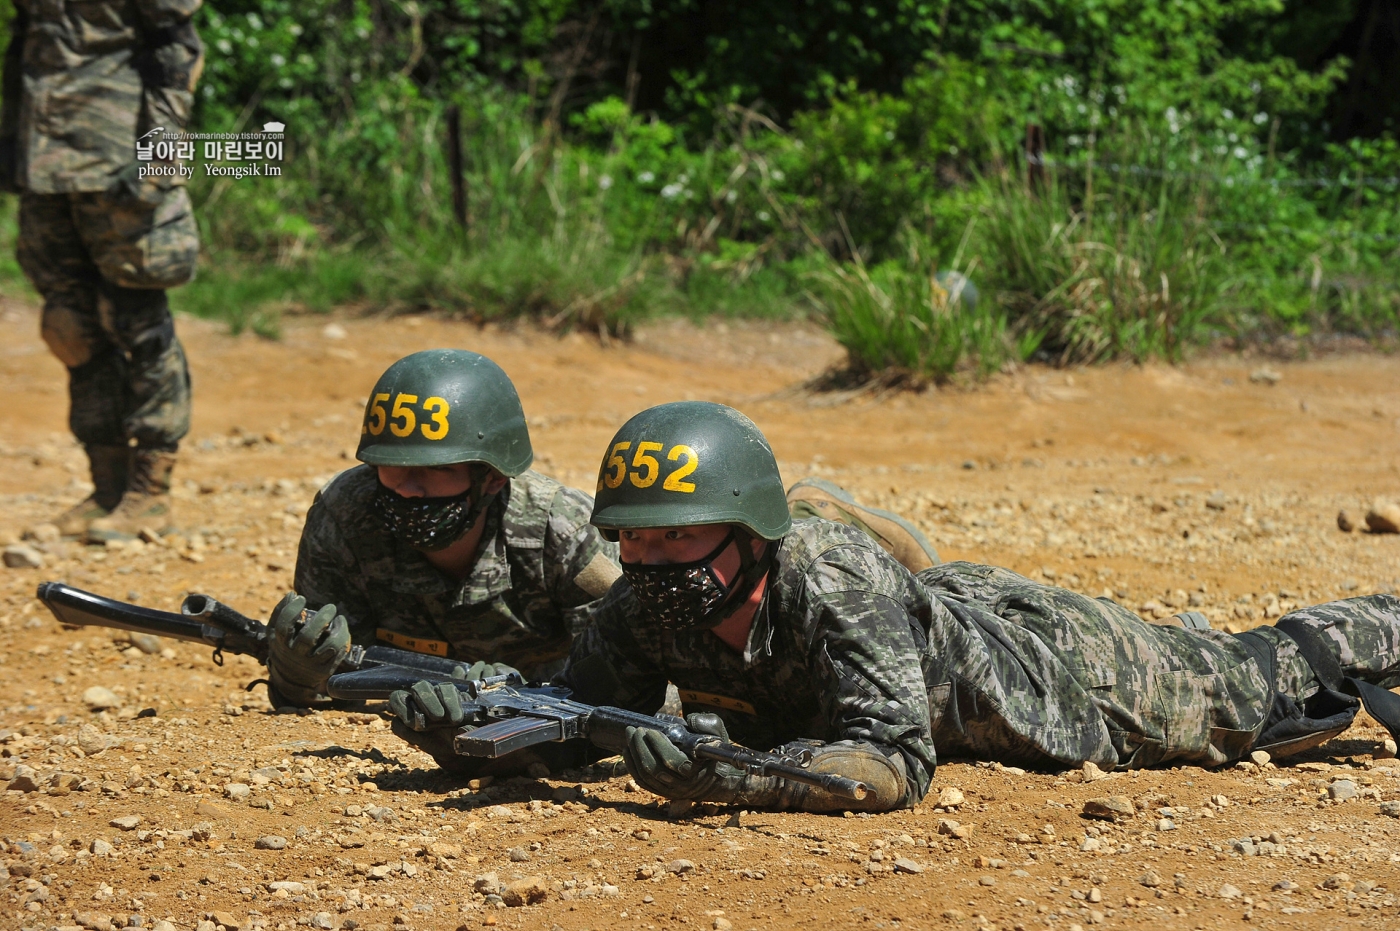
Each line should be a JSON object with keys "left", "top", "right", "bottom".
{"left": 590, "top": 401, "right": 791, "bottom": 540}
{"left": 355, "top": 349, "right": 533, "bottom": 474}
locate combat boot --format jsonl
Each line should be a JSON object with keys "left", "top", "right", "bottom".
{"left": 786, "top": 477, "right": 940, "bottom": 573}
{"left": 54, "top": 445, "right": 129, "bottom": 537}
{"left": 86, "top": 448, "right": 177, "bottom": 542}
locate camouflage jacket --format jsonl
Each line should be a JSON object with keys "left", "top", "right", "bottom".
{"left": 295, "top": 466, "right": 621, "bottom": 681}
{"left": 1, "top": 0, "right": 203, "bottom": 193}
{"left": 562, "top": 519, "right": 1275, "bottom": 805}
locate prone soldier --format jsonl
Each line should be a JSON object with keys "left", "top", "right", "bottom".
{"left": 268, "top": 351, "right": 940, "bottom": 775}
{"left": 2, "top": 0, "right": 205, "bottom": 540}
{"left": 392, "top": 400, "right": 1400, "bottom": 811}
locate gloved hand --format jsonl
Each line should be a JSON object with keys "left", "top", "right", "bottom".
{"left": 623, "top": 712, "right": 746, "bottom": 802}
{"left": 460, "top": 660, "right": 522, "bottom": 682}
{"left": 265, "top": 592, "right": 351, "bottom": 707}
{"left": 389, "top": 680, "right": 467, "bottom": 732}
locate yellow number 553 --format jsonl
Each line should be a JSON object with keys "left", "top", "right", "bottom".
{"left": 364, "top": 393, "right": 451, "bottom": 440}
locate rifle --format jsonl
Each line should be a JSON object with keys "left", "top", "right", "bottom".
{"left": 34, "top": 581, "right": 467, "bottom": 678}
{"left": 326, "top": 665, "right": 871, "bottom": 802}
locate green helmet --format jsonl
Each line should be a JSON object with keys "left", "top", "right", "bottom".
{"left": 591, "top": 401, "right": 791, "bottom": 541}
{"left": 356, "top": 349, "right": 533, "bottom": 474}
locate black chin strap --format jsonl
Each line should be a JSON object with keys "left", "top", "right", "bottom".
{"left": 711, "top": 528, "right": 773, "bottom": 625}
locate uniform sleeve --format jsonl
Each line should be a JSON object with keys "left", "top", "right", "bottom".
{"left": 0, "top": 0, "right": 26, "bottom": 191}
{"left": 558, "top": 588, "right": 668, "bottom": 713}
{"left": 543, "top": 483, "right": 622, "bottom": 638}
{"left": 800, "top": 546, "right": 938, "bottom": 804}
{"left": 293, "top": 491, "right": 377, "bottom": 645}
{"left": 133, "top": 0, "right": 204, "bottom": 134}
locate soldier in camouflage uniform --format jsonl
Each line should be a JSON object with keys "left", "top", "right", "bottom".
{"left": 266, "top": 350, "right": 625, "bottom": 719}
{"left": 1, "top": 0, "right": 204, "bottom": 540}
{"left": 396, "top": 401, "right": 1400, "bottom": 810}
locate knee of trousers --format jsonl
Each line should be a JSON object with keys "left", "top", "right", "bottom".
{"left": 41, "top": 298, "right": 108, "bottom": 369}
{"left": 100, "top": 286, "right": 175, "bottom": 361}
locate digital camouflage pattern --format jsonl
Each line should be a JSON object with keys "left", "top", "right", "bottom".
{"left": 2, "top": 0, "right": 204, "bottom": 194}
{"left": 561, "top": 517, "right": 1400, "bottom": 807}
{"left": 296, "top": 466, "right": 622, "bottom": 681}
{"left": 16, "top": 192, "right": 194, "bottom": 449}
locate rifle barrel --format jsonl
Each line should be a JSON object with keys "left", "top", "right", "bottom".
{"left": 36, "top": 582, "right": 213, "bottom": 644}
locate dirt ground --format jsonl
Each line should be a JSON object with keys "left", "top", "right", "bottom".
{"left": 2, "top": 294, "right": 1400, "bottom": 931}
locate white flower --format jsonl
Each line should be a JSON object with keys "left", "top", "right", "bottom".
{"left": 757, "top": 211, "right": 771, "bottom": 222}
{"left": 598, "top": 175, "right": 613, "bottom": 190}
{"left": 1233, "top": 146, "right": 1248, "bottom": 159}
{"left": 660, "top": 183, "right": 684, "bottom": 199}
{"left": 289, "top": 24, "right": 304, "bottom": 37}
{"left": 216, "top": 39, "right": 233, "bottom": 55}
{"left": 270, "top": 54, "right": 286, "bottom": 67}
{"left": 725, "top": 190, "right": 737, "bottom": 203}
{"left": 771, "top": 169, "right": 784, "bottom": 181}
{"left": 1253, "top": 111, "right": 1269, "bottom": 125}
{"left": 246, "top": 12, "right": 263, "bottom": 30}
{"left": 1222, "top": 108, "right": 1234, "bottom": 121}
{"left": 638, "top": 171, "right": 655, "bottom": 183}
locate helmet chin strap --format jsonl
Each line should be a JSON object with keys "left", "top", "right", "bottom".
{"left": 707, "top": 527, "right": 772, "bottom": 626}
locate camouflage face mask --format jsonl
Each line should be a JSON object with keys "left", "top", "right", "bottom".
{"left": 621, "top": 531, "right": 741, "bottom": 631}
{"left": 372, "top": 479, "right": 490, "bottom": 552}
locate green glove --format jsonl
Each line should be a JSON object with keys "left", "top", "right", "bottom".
{"left": 266, "top": 592, "right": 351, "bottom": 707}
{"left": 389, "top": 680, "right": 467, "bottom": 732}
{"left": 460, "top": 660, "right": 522, "bottom": 682}
{"left": 623, "top": 712, "right": 746, "bottom": 802}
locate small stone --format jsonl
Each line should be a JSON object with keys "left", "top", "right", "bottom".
{"left": 667, "top": 859, "right": 695, "bottom": 874}
{"left": 1248, "top": 367, "right": 1281, "bottom": 385}
{"left": 225, "top": 783, "right": 251, "bottom": 801}
{"left": 109, "top": 815, "right": 141, "bottom": 831}
{"left": 1210, "top": 794, "right": 1231, "bottom": 807}
{"left": 7, "top": 764, "right": 40, "bottom": 792}
{"left": 90, "top": 838, "right": 114, "bottom": 856}
{"left": 189, "top": 822, "right": 213, "bottom": 841}
{"left": 23, "top": 523, "right": 61, "bottom": 544}
{"left": 1250, "top": 750, "right": 1271, "bottom": 766}
{"left": 367, "top": 864, "right": 396, "bottom": 880}
{"left": 255, "top": 835, "right": 288, "bottom": 850}
{"left": 1079, "top": 837, "right": 1101, "bottom": 852}
{"left": 309, "top": 913, "right": 337, "bottom": 930}
{"left": 1219, "top": 884, "right": 1242, "bottom": 899}
{"left": 1081, "top": 761, "right": 1108, "bottom": 782}
{"left": 713, "top": 919, "right": 734, "bottom": 931}
{"left": 978, "top": 875, "right": 996, "bottom": 886}
{"left": 127, "top": 633, "right": 162, "bottom": 654}
{"left": 153, "top": 922, "right": 177, "bottom": 931}
{"left": 2, "top": 543, "right": 44, "bottom": 569}
{"left": 725, "top": 810, "right": 743, "bottom": 828}
{"left": 196, "top": 800, "right": 230, "bottom": 819}
{"left": 74, "top": 911, "right": 115, "bottom": 931}
{"left": 1378, "top": 738, "right": 1398, "bottom": 760}
{"left": 472, "top": 873, "right": 502, "bottom": 895}
{"left": 1156, "top": 818, "right": 1175, "bottom": 832}
{"left": 268, "top": 881, "right": 306, "bottom": 894}
{"left": 1321, "top": 873, "right": 1351, "bottom": 890}
{"left": 78, "top": 723, "right": 113, "bottom": 755}
{"left": 1083, "top": 796, "right": 1135, "bottom": 822}
{"left": 502, "top": 876, "right": 547, "bottom": 907}
{"left": 508, "top": 846, "right": 531, "bottom": 862}
{"left": 1088, "top": 888, "right": 1102, "bottom": 904}
{"left": 1205, "top": 491, "right": 1228, "bottom": 511}
{"left": 323, "top": 323, "right": 348, "bottom": 340}
{"left": 892, "top": 857, "right": 924, "bottom": 874}
{"left": 1379, "top": 801, "right": 1400, "bottom": 818}
{"left": 1139, "top": 870, "right": 1162, "bottom": 888}
{"left": 1367, "top": 503, "right": 1400, "bottom": 534}
{"left": 936, "top": 786, "right": 964, "bottom": 808}
{"left": 1329, "top": 780, "right": 1358, "bottom": 802}
{"left": 83, "top": 686, "right": 120, "bottom": 710}
{"left": 1338, "top": 510, "right": 1358, "bottom": 533}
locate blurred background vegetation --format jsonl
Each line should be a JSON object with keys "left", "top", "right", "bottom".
{"left": 2, "top": 0, "right": 1397, "bottom": 382}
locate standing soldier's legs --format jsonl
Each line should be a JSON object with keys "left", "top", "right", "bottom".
{"left": 75, "top": 184, "right": 197, "bottom": 540}
{"left": 16, "top": 193, "right": 131, "bottom": 535}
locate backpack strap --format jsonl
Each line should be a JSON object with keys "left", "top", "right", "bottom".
{"left": 1275, "top": 618, "right": 1400, "bottom": 740}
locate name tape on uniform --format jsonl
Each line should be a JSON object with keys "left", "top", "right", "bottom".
{"left": 376, "top": 628, "right": 451, "bottom": 657}
{"left": 677, "top": 689, "right": 756, "bottom": 716}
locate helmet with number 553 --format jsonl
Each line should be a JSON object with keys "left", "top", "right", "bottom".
{"left": 590, "top": 401, "right": 791, "bottom": 540}
{"left": 356, "top": 349, "right": 533, "bottom": 474}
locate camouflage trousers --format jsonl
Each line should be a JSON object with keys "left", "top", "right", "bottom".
{"left": 921, "top": 563, "right": 1400, "bottom": 769}
{"left": 16, "top": 186, "right": 196, "bottom": 449}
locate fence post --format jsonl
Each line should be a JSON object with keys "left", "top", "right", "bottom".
{"left": 446, "top": 104, "right": 468, "bottom": 230}
{"left": 1025, "top": 123, "right": 1045, "bottom": 193}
